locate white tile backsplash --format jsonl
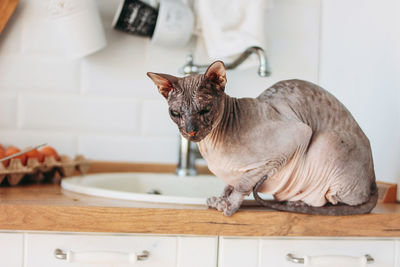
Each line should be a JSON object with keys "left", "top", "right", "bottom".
{"left": 20, "top": 95, "right": 141, "bottom": 134}
{"left": 0, "top": 0, "right": 398, "bottom": 184}
{"left": 225, "top": 0, "right": 321, "bottom": 99}
{"left": 145, "top": 42, "right": 194, "bottom": 76}
{"left": 79, "top": 135, "right": 178, "bottom": 163}
{"left": 263, "top": 0, "right": 321, "bottom": 84}
{"left": 81, "top": 13, "right": 193, "bottom": 98}
{"left": 0, "top": 56, "right": 80, "bottom": 94}
{"left": 319, "top": 0, "right": 400, "bottom": 181}
{"left": 142, "top": 99, "right": 178, "bottom": 137}
{"left": 0, "top": 94, "right": 18, "bottom": 129}
{"left": 81, "top": 25, "right": 153, "bottom": 98}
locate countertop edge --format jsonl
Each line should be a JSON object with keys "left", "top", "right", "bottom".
{"left": 1, "top": 203, "right": 400, "bottom": 237}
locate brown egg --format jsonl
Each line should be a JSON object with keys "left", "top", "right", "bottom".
{"left": 4, "top": 146, "right": 27, "bottom": 166}
{"left": 0, "top": 149, "right": 5, "bottom": 168}
{"left": 39, "top": 146, "right": 60, "bottom": 161}
{"left": 25, "top": 147, "right": 45, "bottom": 163}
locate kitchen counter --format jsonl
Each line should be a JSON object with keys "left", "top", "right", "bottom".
{"left": 1, "top": 181, "right": 400, "bottom": 237}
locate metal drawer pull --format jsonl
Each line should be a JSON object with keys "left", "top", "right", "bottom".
{"left": 286, "top": 254, "right": 305, "bottom": 264}
{"left": 286, "top": 253, "right": 374, "bottom": 265}
{"left": 54, "top": 248, "right": 149, "bottom": 264}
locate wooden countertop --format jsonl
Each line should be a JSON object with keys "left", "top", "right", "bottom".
{"left": 0, "top": 161, "right": 399, "bottom": 237}
{"left": 1, "top": 182, "right": 400, "bottom": 237}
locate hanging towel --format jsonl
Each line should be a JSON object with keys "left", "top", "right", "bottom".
{"left": 194, "top": 0, "right": 272, "bottom": 65}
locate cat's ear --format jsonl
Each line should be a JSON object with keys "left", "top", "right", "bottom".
{"left": 147, "top": 72, "right": 178, "bottom": 99}
{"left": 204, "top": 61, "right": 226, "bottom": 91}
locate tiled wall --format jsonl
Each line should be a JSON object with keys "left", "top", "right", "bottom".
{"left": 0, "top": 0, "right": 399, "bottom": 183}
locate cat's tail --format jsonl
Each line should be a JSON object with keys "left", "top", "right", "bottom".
{"left": 252, "top": 175, "right": 379, "bottom": 216}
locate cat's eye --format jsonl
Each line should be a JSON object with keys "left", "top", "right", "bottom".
{"left": 199, "top": 105, "right": 212, "bottom": 115}
{"left": 170, "top": 110, "right": 181, "bottom": 118}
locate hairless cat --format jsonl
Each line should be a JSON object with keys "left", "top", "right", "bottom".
{"left": 147, "top": 61, "right": 378, "bottom": 216}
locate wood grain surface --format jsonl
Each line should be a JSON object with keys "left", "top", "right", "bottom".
{"left": 0, "top": 184, "right": 399, "bottom": 236}
{"left": 0, "top": 0, "right": 18, "bottom": 34}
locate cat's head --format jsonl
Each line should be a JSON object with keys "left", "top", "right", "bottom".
{"left": 147, "top": 61, "right": 226, "bottom": 142}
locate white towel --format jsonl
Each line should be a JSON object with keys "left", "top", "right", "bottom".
{"left": 194, "top": 0, "right": 272, "bottom": 65}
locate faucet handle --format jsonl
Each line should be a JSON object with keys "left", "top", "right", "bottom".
{"left": 185, "top": 54, "right": 194, "bottom": 64}
{"left": 180, "top": 53, "right": 202, "bottom": 75}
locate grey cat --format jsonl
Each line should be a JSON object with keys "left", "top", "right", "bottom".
{"left": 147, "top": 61, "right": 378, "bottom": 216}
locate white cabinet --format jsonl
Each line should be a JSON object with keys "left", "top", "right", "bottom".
{"left": 3, "top": 231, "right": 399, "bottom": 267}
{"left": 0, "top": 233, "right": 23, "bottom": 267}
{"left": 177, "top": 236, "right": 218, "bottom": 267}
{"left": 24, "top": 233, "right": 217, "bottom": 267}
{"left": 218, "top": 238, "right": 259, "bottom": 267}
{"left": 219, "top": 237, "right": 396, "bottom": 267}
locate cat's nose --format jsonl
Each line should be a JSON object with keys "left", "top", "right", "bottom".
{"left": 188, "top": 131, "right": 197, "bottom": 137}
{"left": 186, "top": 122, "right": 199, "bottom": 135}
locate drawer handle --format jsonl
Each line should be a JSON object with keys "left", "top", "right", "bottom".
{"left": 54, "top": 248, "right": 149, "bottom": 264}
{"left": 286, "top": 253, "right": 374, "bottom": 265}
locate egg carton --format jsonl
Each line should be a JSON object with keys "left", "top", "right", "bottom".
{"left": 0, "top": 155, "right": 91, "bottom": 186}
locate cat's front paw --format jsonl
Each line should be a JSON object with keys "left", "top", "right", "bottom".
{"left": 206, "top": 196, "right": 218, "bottom": 208}
{"left": 206, "top": 196, "right": 238, "bottom": 216}
{"left": 207, "top": 196, "right": 229, "bottom": 211}
{"left": 222, "top": 205, "right": 237, "bottom": 217}
{"left": 207, "top": 196, "right": 225, "bottom": 209}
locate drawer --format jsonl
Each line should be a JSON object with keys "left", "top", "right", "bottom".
{"left": 0, "top": 232, "right": 23, "bottom": 267}
{"left": 25, "top": 233, "right": 217, "bottom": 267}
{"left": 219, "top": 237, "right": 395, "bottom": 267}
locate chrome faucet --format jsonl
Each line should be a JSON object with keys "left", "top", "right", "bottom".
{"left": 176, "top": 46, "right": 271, "bottom": 177}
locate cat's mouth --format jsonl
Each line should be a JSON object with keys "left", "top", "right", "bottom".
{"left": 182, "top": 132, "right": 205, "bottom": 142}
{"left": 186, "top": 135, "right": 203, "bottom": 142}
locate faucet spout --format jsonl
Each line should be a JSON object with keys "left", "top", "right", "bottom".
{"left": 225, "top": 46, "right": 271, "bottom": 77}
{"left": 180, "top": 46, "right": 271, "bottom": 77}
{"left": 176, "top": 136, "right": 198, "bottom": 176}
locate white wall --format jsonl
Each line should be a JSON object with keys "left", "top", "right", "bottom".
{"left": 0, "top": 0, "right": 398, "bottom": 183}
{"left": 319, "top": 0, "right": 400, "bottom": 182}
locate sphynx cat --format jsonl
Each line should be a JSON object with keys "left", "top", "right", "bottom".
{"left": 147, "top": 61, "right": 378, "bottom": 216}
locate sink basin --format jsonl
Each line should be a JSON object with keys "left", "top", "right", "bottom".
{"left": 62, "top": 172, "right": 225, "bottom": 205}
{"left": 61, "top": 172, "right": 271, "bottom": 206}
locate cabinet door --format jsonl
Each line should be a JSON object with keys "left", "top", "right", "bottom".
{"left": 25, "top": 233, "right": 217, "bottom": 267}
{"left": 177, "top": 237, "right": 217, "bottom": 267}
{"left": 0, "top": 232, "right": 24, "bottom": 267}
{"left": 260, "top": 239, "right": 395, "bottom": 267}
{"left": 219, "top": 237, "right": 395, "bottom": 267}
{"left": 218, "top": 238, "right": 259, "bottom": 267}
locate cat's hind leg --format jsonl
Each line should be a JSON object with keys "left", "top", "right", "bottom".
{"left": 308, "top": 130, "right": 375, "bottom": 207}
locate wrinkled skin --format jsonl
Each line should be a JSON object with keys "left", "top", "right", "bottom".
{"left": 167, "top": 74, "right": 224, "bottom": 142}
{"left": 147, "top": 61, "right": 376, "bottom": 216}
{"left": 147, "top": 64, "right": 225, "bottom": 142}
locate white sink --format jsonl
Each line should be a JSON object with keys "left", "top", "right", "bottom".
{"left": 61, "top": 172, "right": 271, "bottom": 206}
{"left": 61, "top": 172, "right": 225, "bottom": 205}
